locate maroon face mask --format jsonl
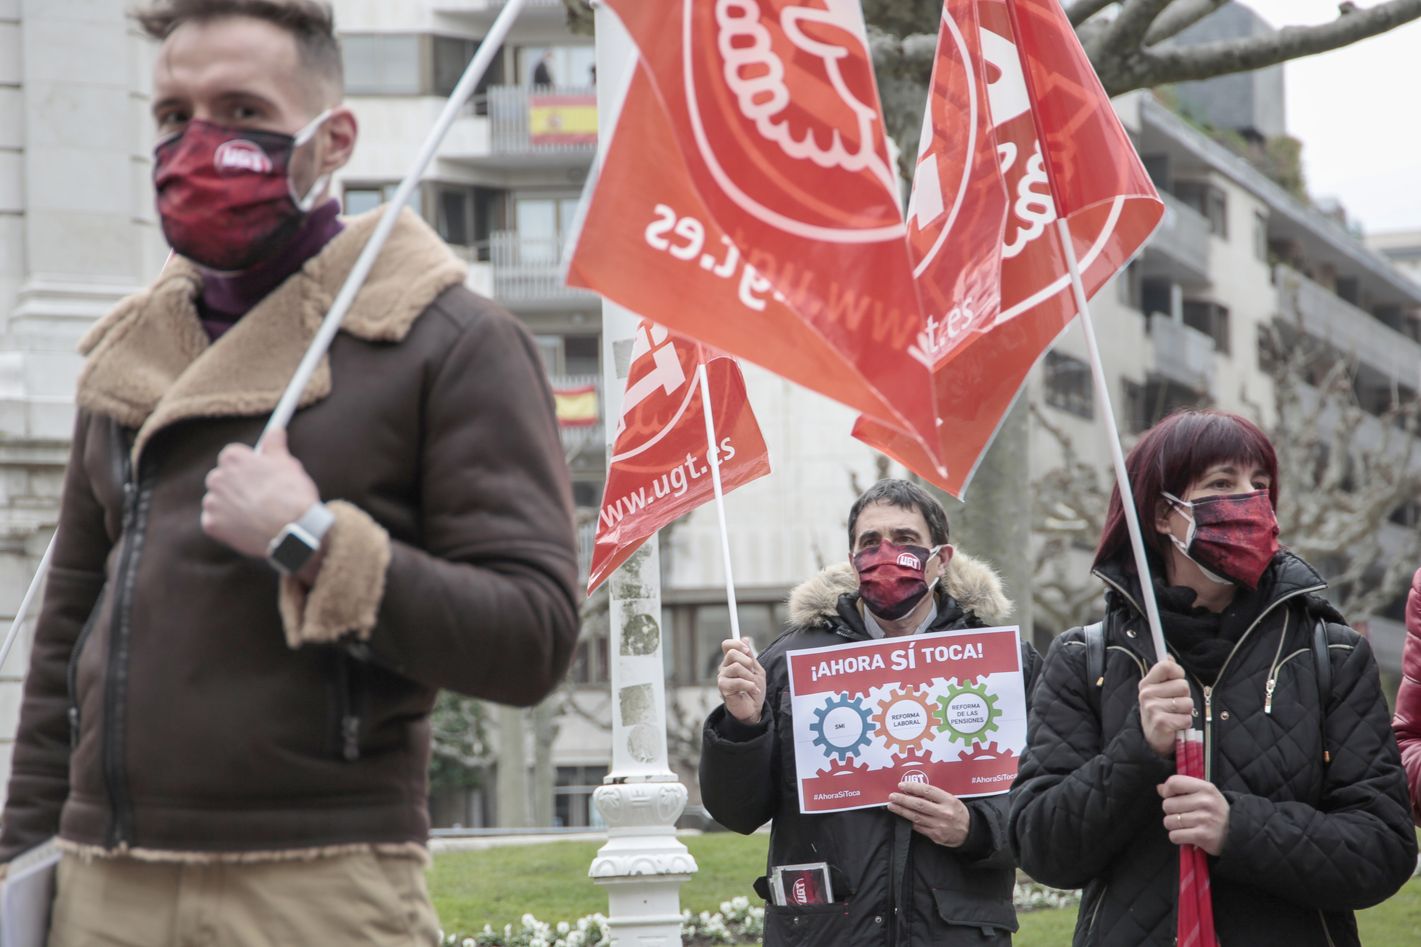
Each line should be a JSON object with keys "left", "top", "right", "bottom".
{"left": 153, "top": 113, "right": 330, "bottom": 272}
{"left": 1163, "top": 489, "right": 1280, "bottom": 590}
{"left": 853, "top": 541, "right": 941, "bottom": 620}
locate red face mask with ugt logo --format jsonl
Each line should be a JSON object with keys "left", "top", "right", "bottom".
{"left": 853, "top": 541, "right": 942, "bottom": 620}
{"left": 153, "top": 113, "right": 330, "bottom": 272}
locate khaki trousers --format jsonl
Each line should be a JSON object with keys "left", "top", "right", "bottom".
{"left": 47, "top": 851, "right": 441, "bottom": 947}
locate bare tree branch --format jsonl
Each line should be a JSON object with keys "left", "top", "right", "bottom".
{"left": 1067, "top": 0, "right": 1121, "bottom": 27}
{"left": 1101, "top": 0, "right": 1177, "bottom": 58}
{"left": 1101, "top": 0, "right": 1421, "bottom": 94}
{"left": 1144, "top": 0, "right": 1229, "bottom": 45}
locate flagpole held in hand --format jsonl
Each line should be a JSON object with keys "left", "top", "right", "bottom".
{"left": 696, "top": 359, "right": 743, "bottom": 642}
{"left": 259, "top": 0, "right": 528, "bottom": 447}
{"left": 1055, "top": 217, "right": 1169, "bottom": 665}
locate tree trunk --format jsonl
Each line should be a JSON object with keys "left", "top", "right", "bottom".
{"left": 939, "top": 395, "right": 1037, "bottom": 650}
{"left": 494, "top": 704, "right": 531, "bottom": 828}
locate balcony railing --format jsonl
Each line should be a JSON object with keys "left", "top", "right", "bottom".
{"left": 491, "top": 231, "right": 598, "bottom": 308}
{"left": 479, "top": 85, "right": 597, "bottom": 158}
{"left": 1276, "top": 265, "right": 1421, "bottom": 384}
{"left": 1146, "top": 312, "right": 1215, "bottom": 394}
{"left": 1143, "top": 191, "right": 1210, "bottom": 281}
{"left": 432, "top": 0, "right": 564, "bottom": 14}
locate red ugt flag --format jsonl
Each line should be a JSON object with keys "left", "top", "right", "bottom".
{"left": 567, "top": 0, "right": 940, "bottom": 461}
{"left": 587, "top": 321, "right": 771, "bottom": 594}
{"left": 854, "top": 0, "right": 1164, "bottom": 495}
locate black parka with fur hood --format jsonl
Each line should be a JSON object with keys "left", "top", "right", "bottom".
{"left": 700, "top": 553, "right": 1041, "bottom": 947}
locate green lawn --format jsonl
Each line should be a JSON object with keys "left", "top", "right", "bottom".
{"left": 430, "top": 833, "right": 1421, "bottom": 944}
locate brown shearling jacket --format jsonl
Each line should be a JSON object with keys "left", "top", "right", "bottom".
{"left": 0, "top": 208, "right": 580, "bottom": 863}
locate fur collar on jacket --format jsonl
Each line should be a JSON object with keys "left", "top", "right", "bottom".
{"left": 75, "top": 207, "right": 467, "bottom": 462}
{"left": 787, "top": 550, "right": 1013, "bottom": 629}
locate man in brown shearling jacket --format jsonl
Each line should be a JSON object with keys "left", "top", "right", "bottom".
{"left": 0, "top": 1, "right": 580, "bottom": 943}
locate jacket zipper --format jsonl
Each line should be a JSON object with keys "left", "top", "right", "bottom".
{"left": 66, "top": 590, "right": 107, "bottom": 747}
{"left": 103, "top": 446, "right": 155, "bottom": 849}
{"left": 335, "top": 650, "right": 361, "bottom": 762}
{"left": 1085, "top": 882, "right": 1108, "bottom": 941}
{"left": 1264, "top": 648, "right": 1309, "bottom": 715}
{"left": 1094, "top": 573, "right": 1323, "bottom": 782}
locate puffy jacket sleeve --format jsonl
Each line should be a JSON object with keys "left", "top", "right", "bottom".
{"left": 1008, "top": 631, "right": 1174, "bottom": 888}
{"left": 957, "top": 641, "right": 1044, "bottom": 868}
{"left": 1394, "top": 567, "right": 1421, "bottom": 824}
{"left": 0, "top": 411, "right": 111, "bottom": 863}
{"left": 1215, "top": 632, "right": 1417, "bottom": 910}
{"left": 281, "top": 302, "right": 580, "bottom": 705}
{"left": 698, "top": 646, "right": 785, "bottom": 834}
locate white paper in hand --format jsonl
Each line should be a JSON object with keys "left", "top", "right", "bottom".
{"left": 0, "top": 838, "right": 60, "bottom": 947}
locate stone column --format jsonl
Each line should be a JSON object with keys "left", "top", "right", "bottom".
{"left": 586, "top": 6, "right": 696, "bottom": 940}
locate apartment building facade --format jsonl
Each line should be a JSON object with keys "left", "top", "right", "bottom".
{"left": 0, "top": 0, "right": 1416, "bottom": 826}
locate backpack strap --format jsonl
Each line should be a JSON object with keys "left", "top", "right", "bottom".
{"left": 1313, "top": 618, "right": 1332, "bottom": 765}
{"left": 1084, "top": 620, "right": 1106, "bottom": 695}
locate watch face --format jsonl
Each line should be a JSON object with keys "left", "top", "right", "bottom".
{"left": 270, "top": 529, "right": 316, "bottom": 573}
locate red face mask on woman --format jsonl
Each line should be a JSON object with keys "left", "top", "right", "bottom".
{"left": 1162, "top": 489, "right": 1280, "bottom": 590}
{"left": 853, "top": 541, "right": 942, "bottom": 620}
{"left": 153, "top": 112, "right": 331, "bottom": 272}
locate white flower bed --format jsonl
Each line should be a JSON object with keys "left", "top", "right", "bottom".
{"left": 442, "top": 884, "right": 1080, "bottom": 946}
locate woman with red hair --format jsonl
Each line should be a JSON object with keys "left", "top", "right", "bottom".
{"left": 1009, "top": 409, "right": 1415, "bottom": 946}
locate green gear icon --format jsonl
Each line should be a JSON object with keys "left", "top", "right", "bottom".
{"left": 935, "top": 680, "right": 1001, "bottom": 746}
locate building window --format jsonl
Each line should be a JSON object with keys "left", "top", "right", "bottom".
{"left": 1174, "top": 181, "right": 1228, "bottom": 238}
{"left": 568, "top": 632, "right": 609, "bottom": 685}
{"left": 1125, "top": 378, "right": 1209, "bottom": 434}
{"left": 554, "top": 766, "right": 608, "bottom": 828}
{"left": 1253, "top": 212, "right": 1268, "bottom": 263}
{"left": 433, "top": 36, "right": 482, "bottom": 96}
{"left": 341, "top": 182, "right": 422, "bottom": 217}
{"left": 518, "top": 44, "right": 597, "bottom": 88}
{"left": 343, "top": 34, "right": 422, "bottom": 95}
{"left": 669, "top": 601, "right": 787, "bottom": 685}
{"left": 514, "top": 194, "right": 581, "bottom": 263}
{"left": 436, "top": 186, "right": 474, "bottom": 247}
{"left": 1115, "top": 261, "right": 1142, "bottom": 311}
{"left": 1182, "top": 300, "right": 1231, "bottom": 355}
{"left": 1043, "top": 351, "right": 1093, "bottom": 419}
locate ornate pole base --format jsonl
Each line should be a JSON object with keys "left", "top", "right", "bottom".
{"left": 590, "top": 778, "right": 699, "bottom": 946}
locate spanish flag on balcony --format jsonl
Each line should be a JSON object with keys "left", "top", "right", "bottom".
{"left": 554, "top": 383, "right": 598, "bottom": 427}
{"left": 528, "top": 93, "right": 598, "bottom": 146}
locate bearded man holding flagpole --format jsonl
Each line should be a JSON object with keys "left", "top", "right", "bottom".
{"left": 0, "top": 2, "right": 580, "bottom": 943}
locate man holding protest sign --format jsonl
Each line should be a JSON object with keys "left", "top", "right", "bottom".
{"left": 700, "top": 480, "right": 1040, "bottom": 945}
{"left": 0, "top": 1, "right": 579, "bottom": 943}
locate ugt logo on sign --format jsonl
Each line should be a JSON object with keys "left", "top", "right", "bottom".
{"left": 685, "top": 0, "right": 904, "bottom": 243}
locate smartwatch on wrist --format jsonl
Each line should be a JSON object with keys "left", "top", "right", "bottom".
{"left": 266, "top": 502, "right": 335, "bottom": 575}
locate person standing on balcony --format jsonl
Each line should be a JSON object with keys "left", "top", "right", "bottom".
{"left": 701, "top": 479, "right": 1041, "bottom": 945}
{"left": 1010, "top": 409, "right": 1415, "bottom": 946}
{"left": 532, "top": 50, "right": 554, "bottom": 87}
{"left": 0, "top": 1, "right": 580, "bottom": 944}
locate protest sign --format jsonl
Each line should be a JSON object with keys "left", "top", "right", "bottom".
{"left": 785, "top": 625, "right": 1027, "bottom": 814}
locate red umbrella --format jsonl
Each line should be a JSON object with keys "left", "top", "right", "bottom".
{"left": 1176, "top": 729, "right": 1217, "bottom": 946}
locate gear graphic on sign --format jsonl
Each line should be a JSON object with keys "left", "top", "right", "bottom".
{"left": 871, "top": 687, "right": 938, "bottom": 757}
{"left": 960, "top": 741, "right": 1014, "bottom": 763}
{"left": 811, "top": 692, "right": 875, "bottom": 762}
{"left": 935, "top": 680, "right": 1001, "bottom": 746}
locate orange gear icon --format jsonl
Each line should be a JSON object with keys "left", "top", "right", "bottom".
{"left": 872, "top": 687, "right": 939, "bottom": 757}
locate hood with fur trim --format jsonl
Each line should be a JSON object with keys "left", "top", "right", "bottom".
{"left": 75, "top": 207, "right": 467, "bottom": 463}
{"left": 787, "top": 550, "right": 1013, "bottom": 629}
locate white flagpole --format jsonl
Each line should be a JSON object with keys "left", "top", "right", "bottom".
{"left": 0, "top": 538, "right": 54, "bottom": 674}
{"left": 1055, "top": 217, "right": 1169, "bottom": 664}
{"left": 695, "top": 360, "right": 742, "bottom": 641}
{"left": 259, "top": 0, "right": 529, "bottom": 445}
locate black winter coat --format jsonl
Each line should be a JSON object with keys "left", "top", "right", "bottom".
{"left": 700, "top": 557, "right": 1042, "bottom": 947}
{"left": 1009, "top": 552, "right": 1416, "bottom": 946}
